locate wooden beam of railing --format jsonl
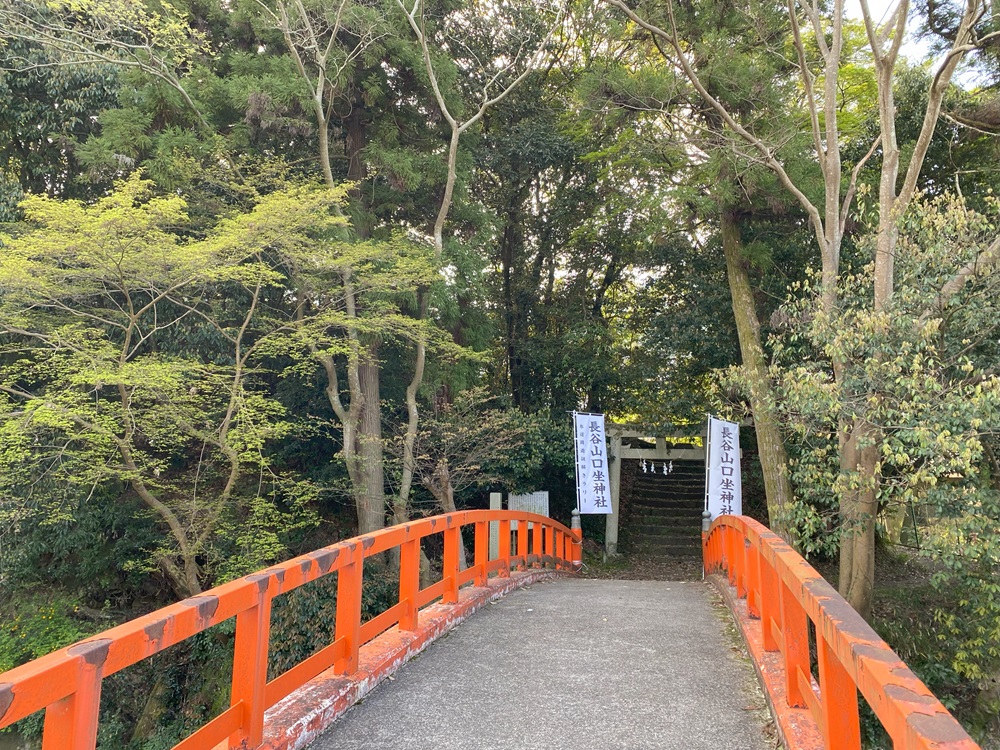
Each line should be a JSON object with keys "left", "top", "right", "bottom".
{"left": 703, "top": 515, "right": 980, "bottom": 750}
{"left": 0, "top": 510, "right": 582, "bottom": 750}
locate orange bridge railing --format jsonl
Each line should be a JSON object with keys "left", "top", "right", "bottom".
{"left": 0, "top": 510, "right": 581, "bottom": 750}
{"left": 703, "top": 514, "right": 980, "bottom": 750}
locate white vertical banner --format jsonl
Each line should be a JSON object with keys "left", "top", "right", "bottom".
{"left": 705, "top": 416, "right": 742, "bottom": 520}
{"left": 573, "top": 412, "right": 612, "bottom": 514}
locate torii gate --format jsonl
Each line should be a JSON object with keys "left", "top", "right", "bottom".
{"left": 604, "top": 426, "right": 706, "bottom": 556}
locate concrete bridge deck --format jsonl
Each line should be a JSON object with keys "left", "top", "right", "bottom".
{"left": 308, "top": 579, "right": 772, "bottom": 750}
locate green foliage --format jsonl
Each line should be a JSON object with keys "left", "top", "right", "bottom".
{"left": 267, "top": 564, "right": 396, "bottom": 692}
{"left": 931, "top": 487, "right": 1000, "bottom": 682}
{"left": 0, "top": 595, "right": 92, "bottom": 673}
{"left": 478, "top": 410, "right": 579, "bottom": 521}
{"left": 769, "top": 194, "right": 1000, "bottom": 680}
{"left": 0, "top": 27, "right": 119, "bottom": 214}
{"left": 404, "top": 389, "right": 526, "bottom": 504}
{"left": 268, "top": 576, "right": 339, "bottom": 679}
{"left": 0, "top": 173, "right": 347, "bottom": 596}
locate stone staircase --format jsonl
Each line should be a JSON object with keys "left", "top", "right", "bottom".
{"left": 624, "top": 459, "right": 705, "bottom": 557}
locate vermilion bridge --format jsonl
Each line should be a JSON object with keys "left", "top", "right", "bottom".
{"left": 0, "top": 511, "right": 981, "bottom": 750}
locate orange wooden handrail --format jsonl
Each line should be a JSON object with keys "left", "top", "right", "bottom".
{"left": 0, "top": 510, "right": 582, "bottom": 750}
{"left": 703, "top": 515, "right": 980, "bottom": 750}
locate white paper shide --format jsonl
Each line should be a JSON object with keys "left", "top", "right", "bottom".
{"left": 705, "top": 416, "right": 742, "bottom": 520}
{"left": 573, "top": 412, "right": 612, "bottom": 515}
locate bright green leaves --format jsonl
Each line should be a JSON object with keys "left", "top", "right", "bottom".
{"left": 13, "top": 177, "right": 190, "bottom": 278}
{"left": 0, "top": 173, "right": 370, "bottom": 593}
{"left": 0, "top": 595, "right": 93, "bottom": 674}
{"left": 43, "top": 0, "right": 212, "bottom": 66}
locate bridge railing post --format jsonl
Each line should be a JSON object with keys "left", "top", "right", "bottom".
{"left": 474, "top": 520, "right": 488, "bottom": 586}
{"left": 725, "top": 526, "right": 743, "bottom": 587}
{"left": 443, "top": 526, "right": 460, "bottom": 604}
{"left": 741, "top": 536, "right": 760, "bottom": 617}
{"left": 719, "top": 525, "right": 728, "bottom": 576}
{"left": 229, "top": 583, "right": 273, "bottom": 748}
{"left": 571, "top": 509, "right": 583, "bottom": 572}
{"left": 817, "top": 633, "right": 861, "bottom": 749}
{"left": 41, "top": 645, "right": 104, "bottom": 750}
{"left": 516, "top": 515, "right": 529, "bottom": 569}
{"left": 532, "top": 521, "right": 543, "bottom": 567}
{"left": 778, "top": 578, "right": 810, "bottom": 708}
{"left": 758, "top": 549, "right": 779, "bottom": 652}
{"left": 701, "top": 510, "right": 711, "bottom": 576}
{"left": 498, "top": 520, "right": 511, "bottom": 577}
{"left": 399, "top": 538, "right": 421, "bottom": 630}
{"left": 705, "top": 523, "right": 716, "bottom": 573}
{"left": 334, "top": 544, "right": 364, "bottom": 675}
{"left": 735, "top": 533, "right": 749, "bottom": 600}
{"left": 714, "top": 525, "right": 723, "bottom": 573}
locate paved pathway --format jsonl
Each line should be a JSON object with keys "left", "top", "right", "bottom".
{"left": 308, "top": 579, "right": 771, "bottom": 750}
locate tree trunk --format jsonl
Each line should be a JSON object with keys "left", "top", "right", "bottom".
{"left": 130, "top": 670, "right": 171, "bottom": 742}
{"left": 442, "top": 484, "right": 468, "bottom": 571}
{"left": 720, "top": 209, "right": 795, "bottom": 539}
{"left": 346, "top": 96, "right": 384, "bottom": 536}
{"left": 837, "top": 419, "right": 878, "bottom": 619}
{"left": 356, "top": 350, "right": 385, "bottom": 535}
{"left": 429, "top": 462, "right": 468, "bottom": 570}
{"left": 500, "top": 193, "right": 525, "bottom": 406}
{"left": 884, "top": 501, "right": 909, "bottom": 545}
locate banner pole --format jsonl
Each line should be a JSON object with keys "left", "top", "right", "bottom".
{"left": 703, "top": 414, "right": 713, "bottom": 515}
{"left": 703, "top": 414, "right": 712, "bottom": 581}
{"left": 571, "top": 411, "right": 581, "bottom": 514}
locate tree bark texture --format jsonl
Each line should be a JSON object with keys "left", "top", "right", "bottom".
{"left": 721, "top": 209, "right": 795, "bottom": 540}
{"left": 427, "top": 461, "right": 469, "bottom": 570}
{"left": 356, "top": 351, "right": 386, "bottom": 535}
{"left": 837, "top": 419, "right": 878, "bottom": 619}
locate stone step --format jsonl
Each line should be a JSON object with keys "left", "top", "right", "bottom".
{"left": 632, "top": 499, "right": 704, "bottom": 510}
{"left": 633, "top": 474, "right": 703, "bottom": 485}
{"left": 632, "top": 484, "right": 703, "bottom": 493}
{"left": 632, "top": 484, "right": 705, "bottom": 495}
{"left": 634, "top": 472, "right": 703, "bottom": 479}
{"left": 633, "top": 496, "right": 703, "bottom": 506}
{"left": 634, "top": 468, "right": 703, "bottom": 474}
{"left": 633, "top": 486, "right": 703, "bottom": 495}
{"left": 625, "top": 541, "right": 702, "bottom": 557}
{"left": 633, "top": 496, "right": 703, "bottom": 505}
{"left": 631, "top": 516, "right": 702, "bottom": 526}
{"left": 631, "top": 520, "right": 702, "bottom": 533}
{"left": 631, "top": 514, "right": 703, "bottom": 525}
{"left": 634, "top": 477, "right": 703, "bottom": 485}
{"left": 632, "top": 495, "right": 704, "bottom": 506}
{"left": 628, "top": 524, "right": 702, "bottom": 538}
{"left": 630, "top": 521, "right": 704, "bottom": 533}
{"left": 629, "top": 528, "right": 702, "bottom": 539}
{"left": 627, "top": 504, "right": 702, "bottom": 523}
{"left": 628, "top": 529, "right": 702, "bottom": 541}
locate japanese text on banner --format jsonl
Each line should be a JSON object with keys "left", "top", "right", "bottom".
{"left": 705, "top": 416, "right": 742, "bottom": 521}
{"left": 573, "top": 412, "right": 612, "bottom": 515}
